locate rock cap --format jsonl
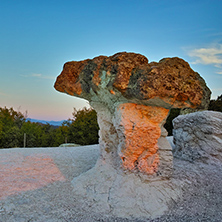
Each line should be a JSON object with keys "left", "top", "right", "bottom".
{"left": 54, "top": 52, "right": 211, "bottom": 110}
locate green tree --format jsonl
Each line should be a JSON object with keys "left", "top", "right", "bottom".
{"left": 0, "top": 119, "right": 3, "bottom": 142}
{"left": 0, "top": 107, "right": 26, "bottom": 129}
{"left": 0, "top": 106, "right": 100, "bottom": 148}
{"left": 20, "top": 121, "right": 43, "bottom": 147}
{"left": 40, "top": 124, "right": 53, "bottom": 147}
{"left": 20, "top": 122, "right": 59, "bottom": 147}
{"left": 208, "top": 94, "right": 222, "bottom": 112}
{"left": 164, "top": 108, "right": 181, "bottom": 136}
{"left": 52, "top": 122, "right": 69, "bottom": 146}
{"left": 68, "top": 107, "right": 99, "bottom": 145}
{"left": 0, "top": 107, "right": 26, "bottom": 148}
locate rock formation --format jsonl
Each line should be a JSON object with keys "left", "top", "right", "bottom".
{"left": 54, "top": 52, "right": 211, "bottom": 218}
{"left": 54, "top": 52, "right": 211, "bottom": 179}
{"left": 173, "top": 110, "right": 222, "bottom": 163}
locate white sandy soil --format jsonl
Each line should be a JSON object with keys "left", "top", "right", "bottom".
{"left": 0, "top": 144, "right": 222, "bottom": 222}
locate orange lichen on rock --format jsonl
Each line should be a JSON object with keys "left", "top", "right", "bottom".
{"left": 54, "top": 61, "right": 86, "bottom": 95}
{"left": 54, "top": 52, "right": 211, "bottom": 110}
{"left": 111, "top": 53, "right": 148, "bottom": 92}
{"left": 54, "top": 52, "right": 211, "bottom": 178}
{"left": 116, "top": 103, "right": 169, "bottom": 174}
{"left": 110, "top": 89, "right": 115, "bottom": 95}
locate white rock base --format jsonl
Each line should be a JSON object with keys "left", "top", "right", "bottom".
{"left": 71, "top": 159, "right": 184, "bottom": 219}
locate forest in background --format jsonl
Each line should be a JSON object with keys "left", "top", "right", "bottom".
{"left": 0, "top": 94, "right": 221, "bottom": 148}
{"left": 0, "top": 107, "right": 99, "bottom": 148}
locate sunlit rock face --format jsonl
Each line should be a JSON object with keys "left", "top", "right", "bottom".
{"left": 114, "top": 104, "right": 170, "bottom": 175}
{"left": 54, "top": 52, "right": 211, "bottom": 179}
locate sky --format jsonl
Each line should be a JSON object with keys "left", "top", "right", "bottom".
{"left": 1, "top": 0, "right": 222, "bottom": 121}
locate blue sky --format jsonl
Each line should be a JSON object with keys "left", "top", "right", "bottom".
{"left": 1, "top": 0, "right": 222, "bottom": 120}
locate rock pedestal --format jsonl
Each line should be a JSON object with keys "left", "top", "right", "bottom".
{"left": 54, "top": 52, "right": 211, "bottom": 218}
{"left": 94, "top": 101, "right": 173, "bottom": 179}
{"left": 55, "top": 52, "right": 210, "bottom": 179}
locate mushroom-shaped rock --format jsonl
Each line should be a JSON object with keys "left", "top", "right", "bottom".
{"left": 54, "top": 52, "right": 211, "bottom": 179}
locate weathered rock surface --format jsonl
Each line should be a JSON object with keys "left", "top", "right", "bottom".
{"left": 54, "top": 52, "right": 211, "bottom": 218}
{"left": 55, "top": 52, "right": 210, "bottom": 110}
{"left": 54, "top": 52, "right": 211, "bottom": 178}
{"left": 72, "top": 159, "right": 185, "bottom": 219}
{"left": 173, "top": 111, "right": 222, "bottom": 163}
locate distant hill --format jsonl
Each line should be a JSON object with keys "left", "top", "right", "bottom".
{"left": 26, "top": 118, "right": 65, "bottom": 126}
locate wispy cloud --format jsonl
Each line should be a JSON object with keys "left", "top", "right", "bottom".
{"left": 20, "top": 73, "right": 54, "bottom": 80}
{"left": 187, "top": 44, "right": 222, "bottom": 74}
{"left": 32, "top": 73, "right": 42, "bottom": 78}
{"left": 188, "top": 44, "right": 222, "bottom": 65}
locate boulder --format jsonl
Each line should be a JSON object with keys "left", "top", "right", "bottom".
{"left": 54, "top": 52, "right": 211, "bottom": 179}
{"left": 54, "top": 52, "right": 211, "bottom": 218}
{"left": 173, "top": 111, "right": 222, "bottom": 163}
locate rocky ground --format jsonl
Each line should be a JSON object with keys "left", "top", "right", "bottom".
{"left": 0, "top": 145, "right": 222, "bottom": 222}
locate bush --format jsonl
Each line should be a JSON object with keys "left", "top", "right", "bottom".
{"left": 67, "top": 107, "right": 99, "bottom": 145}
{"left": 0, "top": 107, "right": 26, "bottom": 148}
{"left": 164, "top": 108, "right": 181, "bottom": 136}
{"left": 208, "top": 94, "right": 222, "bottom": 112}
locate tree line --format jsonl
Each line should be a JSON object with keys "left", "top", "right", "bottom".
{"left": 0, "top": 107, "right": 99, "bottom": 148}
{"left": 0, "top": 94, "right": 221, "bottom": 148}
